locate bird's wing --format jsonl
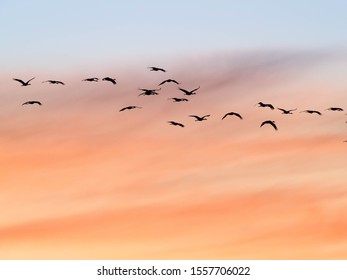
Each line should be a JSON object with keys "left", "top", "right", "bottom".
{"left": 178, "top": 88, "right": 189, "bottom": 94}
{"left": 158, "top": 80, "right": 166, "bottom": 86}
{"left": 269, "top": 104, "right": 275, "bottom": 110}
{"left": 270, "top": 122, "right": 278, "bottom": 130}
{"left": 290, "top": 108, "right": 297, "bottom": 112}
{"left": 189, "top": 115, "right": 198, "bottom": 119}
{"left": 27, "top": 77, "right": 35, "bottom": 83}
{"left": 222, "top": 113, "right": 230, "bottom": 120}
{"left": 202, "top": 115, "right": 210, "bottom": 118}
{"left": 13, "top": 78, "right": 25, "bottom": 85}
{"left": 277, "top": 108, "right": 285, "bottom": 112}
{"left": 234, "top": 113, "right": 242, "bottom": 119}
{"left": 191, "top": 86, "right": 200, "bottom": 92}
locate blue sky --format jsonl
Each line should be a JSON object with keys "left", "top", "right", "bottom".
{"left": 1, "top": 0, "right": 347, "bottom": 71}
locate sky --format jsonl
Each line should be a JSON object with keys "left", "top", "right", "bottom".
{"left": 0, "top": 1, "right": 347, "bottom": 259}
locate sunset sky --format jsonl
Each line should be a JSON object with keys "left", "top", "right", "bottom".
{"left": 1, "top": 1, "right": 347, "bottom": 259}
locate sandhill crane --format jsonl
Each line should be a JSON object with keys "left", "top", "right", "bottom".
{"left": 222, "top": 112, "right": 243, "bottom": 120}
{"left": 148, "top": 67, "right": 166, "bottom": 72}
{"left": 326, "top": 107, "right": 343, "bottom": 112}
{"left": 169, "top": 97, "right": 188, "bottom": 102}
{"left": 168, "top": 121, "right": 184, "bottom": 127}
{"left": 102, "top": 77, "right": 117, "bottom": 84}
{"left": 300, "top": 110, "right": 322, "bottom": 115}
{"left": 256, "top": 102, "right": 274, "bottom": 110}
{"left": 179, "top": 86, "right": 200, "bottom": 96}
{"left": 138, "top": 88, "right": 161, "bottom": 96}
{"left": 13, "top": 77, "right": 35, "bottom": 86}
{"left": 43, "top": 80, "right": 65, "bottom": 85}
{"left": 277, "top": 108, "right": 297, "bottom": 114}
{"left": 119, "top": 106, "right": 142, "bottom": 112}
{"left": 158, "top": 79, "right": 179, "bottom": 86}
{"left": 83, "top": 77, "right": 99, "bottom": 82}
{"left": 22, "top": 101, "right": 42, "bottom": 106}
{"left": 189, "top": 115, "right": 210, "bottom": 121}
{"left": 260, "top": 120, "right": 277, "bottom": 130}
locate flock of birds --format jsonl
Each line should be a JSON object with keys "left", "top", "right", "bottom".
{"left": 12, "top": 66, "right": 347, "bottom": 142}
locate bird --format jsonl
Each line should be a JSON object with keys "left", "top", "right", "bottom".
{"left": 300, "top": 110, "right": 322, "bottom": 115}
{"left": 277, "top": 108, "right": 297, "bottom": 114}
{"left": 222, "top": 112, "right": 243, "bottom": 120}
{"left": 13, "top": 77, "right": 35, "bottom": 86}
{"left": 22, "top": 101, "right": 42, "bottom": 106}
{"left": 138, "top": 88, "right": 161, "bottom": 96}
{"left": 148, "top": 66, "right": 166, "bottom": 72}
{"left": 158, "top": 79, "right": 179, "bottom": 86}
{"left": 178, "top": 86, "right": 200, "bottom": 95}
{"left": 42, "top": 80, "right": 65, "bottom": 85}
{"left": 119, "top": 106, "right": 142, "bottom": 112}
{"left": 260, "top": 120, "right": 277, "bottom": 130}
{"left": 169, "top": 97, "right": 188, "bottom": 102}
{"left": 326, "top": 107, "right": 343, "bottom": 112}
{"left": 83, "top": 77, "right": 99, "bottom": 82}
{"left": 168, "top": 121, "right": 184, "bottom": 127}
{"left": 255, "top": 102, "right": 274, "bottom": 110}
{"left": 189, "top": 115, "right": 210, "bottom": 121}
{"left": 102, "top": 77, "right": 117, "bottom": 84}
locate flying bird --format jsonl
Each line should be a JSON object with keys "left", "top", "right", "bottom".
{"left": 168, "top": 121, "right": 184, "bottom": 127}
{"left": 260, "top": 120, "right": 277, "bottom": 130}
{"left": 83, "top": 77, "right": 99, "bottom": 82}
{"left": 189, "top": 115, "right": 210, "bottom": 121}
{"left": 13, "top": 77, "right": 35, "bottom": 86}
{"left": 277, "top": 108, "right": 297, "bottom": 114}
{"left": 222, "top": 112, "right": 243, "bottom": 120}
{"left": 169, "top": 97, "right": 188, "bottom": 102}
{"left": 178, "top": 86, "right": 200, "bottom": 95}
{"left": 326, "top": 107, "right": 343, "bottom": 112}
{"left": 22, "top": 101, "right": 42, "bottom": 106}
{"left": 138, "top": 88, "right": 161, "bottom": 96}
{"left": 158, "top": 79, "right": 179, "bottom": 86}
{"left": 300, "top": 110, "right": 322, "bottom": 115}
{"left": 148, "top": 66, "right": 166, "bottom": 72}
{"left": 119, "top": 106, "right": 142, "bottom": 112}
{"left": 256, "top": 102, "right": 274, "bottom": 110}
{"left": 43, "top": 80, "right": 65, "bottom": 85}
{"left": 102, "top": 77, "right": 117, "bottom": 84}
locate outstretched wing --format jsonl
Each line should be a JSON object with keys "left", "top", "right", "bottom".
{"left": 191, "top": 86, "right": 200, "bottom": 92}
{"left": 178, "top": 87, "right": 189, "bottom": 94}
{"left": 13, "top": 78, "right": 25, "bottom": 85}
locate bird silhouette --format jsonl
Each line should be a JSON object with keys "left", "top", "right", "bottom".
{"left": 158, "top": 79, "right": 179, "bottom": 86}
{"left": 119, "top": 106, "right": 142, "bottom": 112}
{"left": 300, "top": 110, "right": 322, "bottom": 115}
{"left": 43, "top": 80, "right": 65, "bottom": 85}
{"left": 168, "top": 121, "right": 184, "bottom": 127}
{"left": 148, "top": 67, "right": 166, "bottom": 72}
{"left": 178, "top": 86, "right": 200, "bottom": 95}
{"left": 138, "top": 88, "right": 161, "bottom": 96}
{"left": 169, "top": 97, "right": 188, "bottom": 102}
{"left": 13, "top": 77, "right": 35, "bottom": 86}
{"left": 222, "top": 112, "right": 243, "bottom": 120}
{"left": 260, "top": 120, "right": 277, "bottom": 130}
{"left": 256, "top": 102, "right": 274, "bottom": 110}
{"left": 83, "top": 77, "right": 99, "bottom": 82}
{"left": 189, "top": 115, "right": 210, "bottom": 121}
{"left": 102, "top": 77, "right": 117, "bottom": 84}
{"left": 326, "top": 107, "right": 343, "bottom": 112}
{"left": 277, "top": 108, "right": 297, "bottom": 114}
{"left": 22, "top": 101, "right": 42, "bottom": 106}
